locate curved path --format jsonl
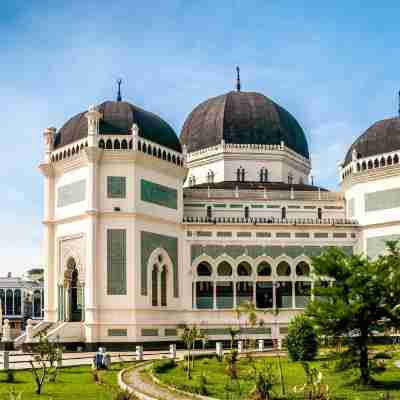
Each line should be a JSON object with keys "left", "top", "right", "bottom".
{"left": 123, "top": 363, "right": 199, "bottom": 400}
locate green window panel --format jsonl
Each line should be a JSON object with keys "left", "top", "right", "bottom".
{"left": 256, "top": 232, "right": 271, "bottom": 238}
{"left": 288, "top": 205, "right": 301, "bottom": 209}
{"left": 57, "top": 285, "right": 64, "bottom": 321}
{"left": 141, "top": 231, "right": 178, "bottom": 297}
{"left": 197, "top": 231, "right": 212, "bottom": 237}
{"left": 107, "top": 229, "right": 127, "bottom": 295}
{"left": 230, "top": 204, "right": 243, "bottom": 208}
{"left": 57, "top": 179, "right": 86, "bottom": 207}
{"left": 200, "top": 328, "right": 231, "bottom": 335}
{"left": 237, "top": 232, "right": 252, "bottom": 237}
{"left": 141, "top": 179, "right": 177, "bottom": 209}
{"left": 241, "top": 327, "right": 272, "bottom": 335}
{"left": 251, "top": 204, "right": 264, "bottom": 208}
{"left": 304, "top": 206, "right": 316, "bottom": 209}
{"left": 108, "top": 329, "right": 127, "bottom": 337}
{"left": 142, "top": 328, "right": 158, "bottom": 336}
{"left": 365, "top": 188, "right": 400, "bottom": 212}
{"left": 185, "top": 203, "right": 206, "bottom": 208}
{"left": 191, "top": 244, "right": 353, "bottom": 262}
{"left": 367, "top": 235, "right": 400, "bottom": 259}
{"left": 165, "top": 329, "right": 178, "bottom": 336}
{"left": 217, "top": 232, "right": 232, "bottom": 237}
{"left": 295, "top": 232, "right": 310, "bottom": 238}
{"left": 107, "top": 176, "right": 126, "bottom": 198}
{"left": 333, "top": 233, "right": 347, "bottom": 238}
{"left": 267, "top": 205, "right": 280, "bottom": 208}
{"left": 276, "top": 232, "right": 291, "bottom": 238}
{"left": 314, "top": 233, "right": 329, "bottom": 238}
{"left": 214, "top": 204, "right": 227, "bottom": 208}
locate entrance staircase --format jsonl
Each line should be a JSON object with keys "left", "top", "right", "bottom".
{"left": 14, "top": 321, "right": 57, "bottom": 349}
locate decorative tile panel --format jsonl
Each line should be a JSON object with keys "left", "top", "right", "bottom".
{"left": 367, "top": 235, "right": 400, "bottom": 259}
{"left": 108, "top": 328, "right": 127, "bottom": 337}
{"left": 57, "top": 179, "right": 86, "bottom": 207}
{"left": 142, "top": 328, "right": 158, "bottom": 336}
{"left": 217, "top": 232, "right": 232, "bottom": 237}
{"left": 165, "top": 329, "right": 178, "bottom": 336}
{"left": 141, "top": 179, "right": 177, "bottom": 209}
{"left": 107, "top": 176, "right": 126, "bottom": 198}
{"left": 107, "top": 229, "right": 127, "bottom": 295}
{"left": 141, "top": 231, "right": 178, "bottom": 297}
{"left": 191, "top": 244, "right": 353, "bottom": 262}
{"left": 365, "top": 188, "right": 400, "bottom": 212}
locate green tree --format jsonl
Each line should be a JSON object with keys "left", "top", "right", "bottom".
{"left": 179, "top": 325, "right": 204, "bottom": 379}
{"left": 286, "top": 314, "right": 319, "bottom": 361}
{"left": 307, "top": 242, "right": 400, "bottom": 385}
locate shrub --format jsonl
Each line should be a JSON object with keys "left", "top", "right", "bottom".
{"left": 152, "top": 359, "right": 176, "bottom": 374}
{"left": 374, "top": 351, "right": 392, "bottom": 360}
{"left": 5, "top": 370, "right": 15, "bottom": 383}
{"left": 286, "top": 315, "right": 319, "bottom": 361}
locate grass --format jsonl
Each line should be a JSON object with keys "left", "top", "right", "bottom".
{"left": 153, "top": 354, "right": 400, "bottom": 399}
{"left": 0, "top": 362, "right": 134, "bottom": 400}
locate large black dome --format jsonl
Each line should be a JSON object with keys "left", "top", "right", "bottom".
{"left": 180, "top": 90, "right": 309, "bottom": 159}
{"left": 344, "top": 116, "right": 400, "bottom": 166}
{"left": 54, "top": 100, "right": 182, "bottom": 152}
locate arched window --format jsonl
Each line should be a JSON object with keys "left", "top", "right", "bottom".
{"left": 142, "top": 143, "right": 147, "bottom": 153}
{"left": 380, "top": 157, "right": 386, "bottom": 167}
{"left": 244, "top": 206, "right": 250, "bottom": 220}
{"left": 288, "top": 173, "right": 293, "bottom": 185}
{"left": 362, "top": 161, "right": 366, "bottom": 170}
{"left": 121, "top": 140, "right": 128, "bottom": 149}
{"left": 394, "top": 154, "right": 399, "bottom": 164}
{"left": 206, "top": 206, "right": 212, "bottom": 220}
{"left": 114, "top": 140, "right": 120, "bottom": 149}
{"left": 0, "top": 289, "right": 4, "bottom": 314}
{"left": 162, "top": 150, "right": 167, "bottom": 160}
{"left": 388, "top": 156, "right": 393, "bottom": 165}
{"left": 260, "top": 169, "right": 264, "bottom": 182}
{"left": 217, "top": 261, "right": 232, "bottom": 276}
{"left": 167, "top": 153, "right": 171, "bottom": 162}
{"left": 33, "top": 290, "right": 42, "bottom": 318}
{"left": 6, "top": 289, "right": 13, "bottom": 315}
{"left": 197, "top": 262, "right": 212, "bottom": 276}
{"left": 317, "top": 208, "right": 322, "bottom": 220}
{"left": 152, "top": 265, "right": 158, "bottom": 306}
{"left": 281, "top": 207, "right": 287, "bottom": 220}
{"left": 277, "top": 261, "right": 291, "bottom": 276}
{"left": 257, "top": 262, "right": 272, "bottom": 276}
{"left": 374, "top": 159, "right": 379, "bottom": 168}
{"left": 296, "top": 261, "right": 310, "bottom": 276}
{"left": 172, "top": 155, "right": 176, "bottom": 164}
{"left": 368, "top": 160, "right": 373, "bottom": 169}
{"left": 153, "top": 147, "right": 157, "bottom": 156}
{"left": 158, "top": 149, "right": 162, "bottom": 158}
{"left": 237, "top": 261, "right": 252, "bottom": 276}
{"left": 14, "top": 289, "right": 21, "bottom": 315}
{"left": 241, "top": 168, "right": 245, "bottom": 182}
{"left": 207, "top": 170, "right": 214, "bottom": 184}
{"left": 148, "top": 144, "right": 152, "bottom": 155}
{"left": 259, "top": 168, "right": 268, "bottom": 182}
{"left": 236, "top": 168, "right": 241, "bottom": 182}
{"left": 138, "top": 141, "right": 142, "bottom": 151}
{"left": 161, "top": 266, "right": 167, "bottom": 306}
{"left": 106, "top": 139, "right": 112, "bottom": 149}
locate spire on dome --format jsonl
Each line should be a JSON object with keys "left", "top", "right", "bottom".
{"left": 236, "top": 66, "right": 241, "bottom": 92}
{"left": 117, "top": 79, "right": 122, "bottom": 102}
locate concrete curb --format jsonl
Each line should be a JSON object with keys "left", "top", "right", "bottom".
{"left": 118, "top": 363, "right": 157, "bottom": 400}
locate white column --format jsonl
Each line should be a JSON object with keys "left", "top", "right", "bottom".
{"left": 84, "top": 148, "right": 101, "bottom": 342}
{"left": 213, "top": 283, "right": 217, "bottom": 309}
{"left": 292, "top": 281, "right": 296, "bottom": 309}
{"left": 193, "top": 281, "right": 197, "bottom": 309}
{"left": 233, "top": 282, "right": 237, "bottom": 308}
{"left": 169, "top": 344, "right": 176, "bottom": 359}
{"left": 39, "top": 163, "right": 55, "bottom": 322}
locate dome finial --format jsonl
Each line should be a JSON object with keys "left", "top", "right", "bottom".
{"left": 236, "top": 66, "right": 241, "bottom": 92}
{"left": 117, "top": 79, "right": 122, "bottom": 102}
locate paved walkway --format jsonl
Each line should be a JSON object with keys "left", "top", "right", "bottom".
{"left": 123, "top": 363, "right": 196, "bottom": 400}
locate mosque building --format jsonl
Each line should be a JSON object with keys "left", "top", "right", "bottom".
{"left": 29, "top": 71, "right": 400, "bottom": 348}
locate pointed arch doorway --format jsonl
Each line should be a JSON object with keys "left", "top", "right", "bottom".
{"left": 63, "top": 257, "right": 84, "bottom": 322}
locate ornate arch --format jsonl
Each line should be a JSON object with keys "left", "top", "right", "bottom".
{"left": 58, "top": 235, "right": 86, "bottom": 285}
{"left": 192, "top": 254, "right": 215, "bottom": 278}
{"left": 273, "top": 255, "right": 294, "bottom": 279}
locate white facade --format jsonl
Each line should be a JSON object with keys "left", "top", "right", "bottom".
{"left": 33, "top": 97, "right": 400, "bottom": 349}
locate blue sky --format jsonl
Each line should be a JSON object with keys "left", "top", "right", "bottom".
{"left": 1, "top": 0, "right": 399, "bottom": 274}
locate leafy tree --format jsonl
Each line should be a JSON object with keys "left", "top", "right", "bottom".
{"left": 179, "top": 325, "right": 205, "bottom": 379}
{"left": 307, "top": 242, "right": 400, "bottom": 385}
{"left": 286, "top": 314, "right": 319, "bottom": 361}
{"left": 29, "top": 333, "right": 61, "bottom": 394}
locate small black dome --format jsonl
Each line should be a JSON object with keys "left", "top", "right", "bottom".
{"left": 344, "top": 116, "right": 400, "bottom": 165}
{"left": 180, "top": 91, "right": 309, "bottom": 159}
{"left": 54, "top": 100, "right": 181, "bottom": 152}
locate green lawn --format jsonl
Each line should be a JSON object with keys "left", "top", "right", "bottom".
{"left": 0, "top": 362, "right": 134, "bottom": 400}
{"left": 153, "top": 354, "right": 400, "bottom": 400}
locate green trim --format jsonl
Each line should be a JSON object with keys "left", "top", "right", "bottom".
{"left": 314, "top": 233, "right": 329, "bottom": 238}
{"left": 197, "top": 231, "right": 212, "bottom": 237}
{"left": 108, "top": 329, "right": 127, "bottom": 337}
{"left": 142, "top": 329, "right": 158, "bottom": 336}
{"left": 365, "top": 188, "right": 400, "bottom": 212}
{"left": 251, "top": 204, "right": 264, "bottom": 208}
{"left": 141, "top": 231, "right": 178, "bottom": 297}
{"left": 141, "top": 179, "right": 177, "bottom": 209}
{"left": 288, "top": 205, "right": 301, "bottom": 209}
{"left": 267, "top": 205, "right": 280, "bottom": 208}
{"left": 276, "top": 232, "right": 291, "bottom": 238}
{"left": 57, "top": 179, "right": 86, "bottom": 207}
{"left": 295, "top": 232, "right": 310, "bottom": 238}
{"left": 107, "top": 229, "right": 127, "bottom": 295}
{"left": 230, "top": 204, "right": 243, "bottom": 208}
{"left": 107, "top": 176, "right": 126, "bottom": 198}
{"left": 165, "top": 329, "right": 178, "bottom": 336}
{"left": 217, "top": 232, "right": 232, "bottom": 237}
{"left": 237, "top": 232, "right": 252, "bottom": 237}
{"left": 256, "top": 232, "right": 271, "bottom": 238}
{"left": 191, "top": 244, "right": 354, "bottom": 262}
{"left": 185, "top": 203, "right": 206, "bottom": 208}
{"left": 214, "top": 204, "right": 227, "bottom": 208}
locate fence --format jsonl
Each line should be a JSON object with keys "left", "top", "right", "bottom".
{"left": 0, "top": 339, "right": 280, "bottom": 371}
